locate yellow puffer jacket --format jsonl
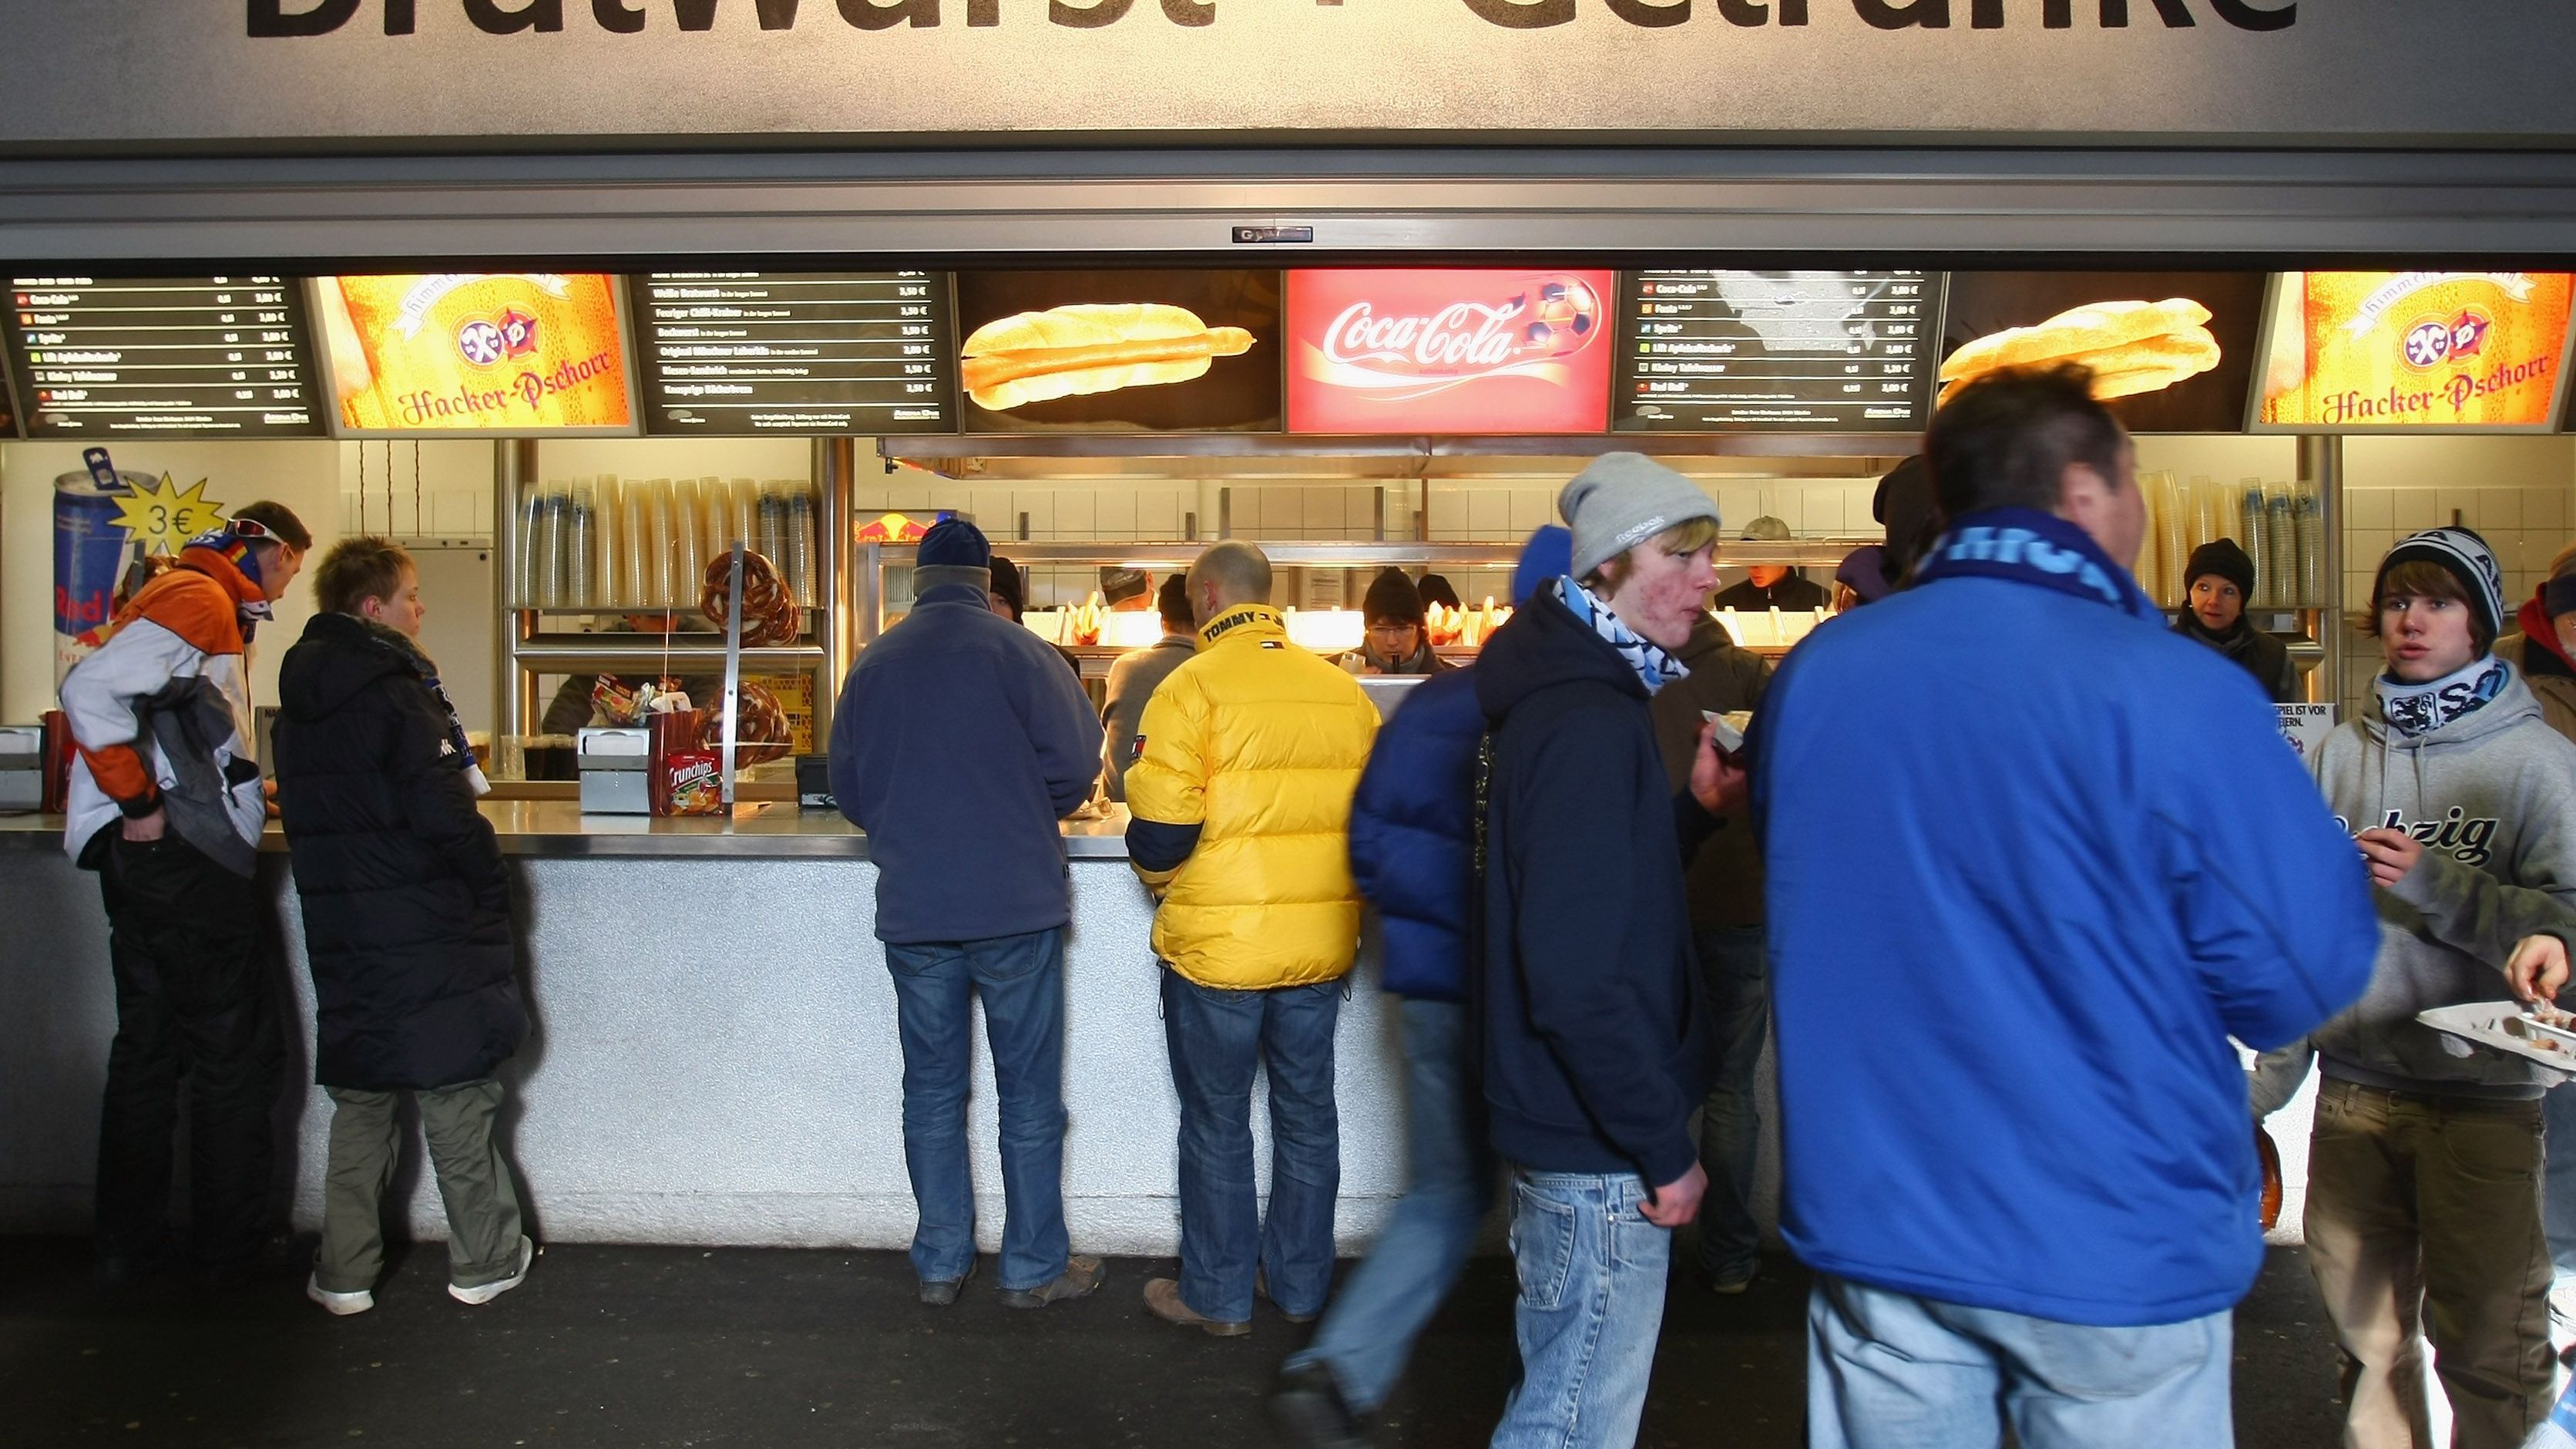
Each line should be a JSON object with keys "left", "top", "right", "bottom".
{"left": 1125, "top": 604, "right": 1379, "bottom": 990}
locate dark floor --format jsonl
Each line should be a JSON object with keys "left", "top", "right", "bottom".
{"left": 0, "top": 1238, "right": 2345, "bottom": 1448}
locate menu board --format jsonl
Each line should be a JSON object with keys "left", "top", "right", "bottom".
{"left": 315, "top": 273, "right": 637, "bottom": 435}
{"left": 1614, "top": 271, "right": 1940, "bottom": 433}
{"left": 954, "top": 271, "right": 1281, "bottom": 432}
{"left": 2257, "top": 271, "right": 2576, "bottom": 432}
{"left": 1943, "top": 271, "right": 2269, "bottom": 433}
{"left": 0, "top": 343, "right": 17, "bottom": 436}
{"left": 632, "top": 272, "right": 958, "bottom": 435}
{"left": 3, "top": 275, "right": 326, "bottom": 439}
{"left": 1287, "top": 269, "right": 1615, "bottom": 434}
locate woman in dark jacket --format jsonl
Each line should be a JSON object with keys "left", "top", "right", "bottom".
{"left": 2172, "top": 538, "right": 2302, "bottom": 702}
{"left": 273, "top": 537, "right": 531, "bottom": 1317}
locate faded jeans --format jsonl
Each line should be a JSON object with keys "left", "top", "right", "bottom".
{"left": 1287, "top": 997, "right": 1493, "bottom": 1412}
{"left": 883, "top": 927, "right": 1070, "bottom": 1293}
{"left": 1691, "top": 924, "right": 1768, "bottom": 1284}
{"left": 1490, "top": 1170, "right": 1670, "bottom": 1449}
{"left": 1806, "top": 1276, "right": 2235, "bottom": 1449}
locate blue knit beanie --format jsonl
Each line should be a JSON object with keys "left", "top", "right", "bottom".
{"left": 1511, "top": 525, "right": 1573, "bottom": 606}
{"left": 916, "top": 517, "right": 992, "bottom": 594}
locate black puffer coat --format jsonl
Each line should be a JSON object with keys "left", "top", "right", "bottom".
{"left": 274, "top": 613, "right": 526, "bottom": 1091}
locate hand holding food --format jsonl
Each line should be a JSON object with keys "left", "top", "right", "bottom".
{"left": 2508, "top": 933, "right": 2572, "bottom": 1006}
{"left": 962, "top": 303, "right": 1255, "bottom": 412}
{"left": 1941, "top": 298, "right": 2222, "bottom": 404}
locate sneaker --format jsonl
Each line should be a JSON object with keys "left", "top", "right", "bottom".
{"left": 919, "top": 1256, "right": 977, "bottom": 1307}
{"left": 448, "top": 1236, "right": 533, "bottom": 1306}
{"left": 307, "top": 1274, "right": 374, "bottom": 1316}
{"left": 1271, "top": 1361, "right": 1366, "bottom": 1449}
{"left": 1256, "top": 1269, "right": 1318, "bottom": 1324}
{"left": 998, "top": 1256, "right": 1103, "bottom": 1309}
{"left": 1144, "top": 1277, "right": 1250, "bottom": 1337}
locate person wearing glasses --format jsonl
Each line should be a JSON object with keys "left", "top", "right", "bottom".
{"left": 1340, "top": 570, "right": 1451, "bottom": 677}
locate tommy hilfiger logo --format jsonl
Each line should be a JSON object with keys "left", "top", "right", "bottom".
{"left": 2333, "top": 807, "right": 2502, "bottom": 868}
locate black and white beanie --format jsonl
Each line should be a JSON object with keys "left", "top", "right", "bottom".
{"left": 2377, "top": 526, "right": 2504, "bottom": 643}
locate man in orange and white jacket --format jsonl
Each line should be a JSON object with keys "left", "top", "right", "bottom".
{"left": 59, "top": 504, "right": 310, "bottom": 1286}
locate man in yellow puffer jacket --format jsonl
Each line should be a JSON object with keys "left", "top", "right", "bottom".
{"left": 1126, "top": 540, "right": 1379, "bottom": 1337}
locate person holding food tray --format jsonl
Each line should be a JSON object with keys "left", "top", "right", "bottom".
{"left": 1757, "top": 367, "right": 2376, "bottom": 1448}
{"left": 2252, "top": 527, "right": 2576, "bottom": 1449}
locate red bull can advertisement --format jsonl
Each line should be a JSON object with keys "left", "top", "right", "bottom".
{"left": 54, "top": 457, "right": 144, "bottom": 683}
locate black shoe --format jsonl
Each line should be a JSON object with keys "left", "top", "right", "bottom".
{"left": 1271, "top": 1361, "right": 1365, "bottom": 1449}
{"left": 919, "top": 1256, "right": 978, "bottom": 1306}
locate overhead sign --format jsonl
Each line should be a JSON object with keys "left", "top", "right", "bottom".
{"left": 1614, "top": 271, "right": 1938, "bottom": 433}
{"left": 3, "top": 276, "right": 327, "bottom": 439}
{"left": 2256, "top": 272, "right": 2576, "bottom": 432}
{"left": 0, "top": 342, "right": 16, "bottom": 437}
{"left": 5, "top": 5, "right": 2576, "bottom": 152}
{"left": 955, "top": 271, "right": 1281, "bottom": 432}
{"left": 1940, "top": 271, "right": 2269, "bottom": 433}
{"left": 1288, "top": 269, "right": 1614, "bottom": 434}
{"left": 317, "top": 273, "right": 639, "bottom": 435}
{"left": 633, "top": 272, "right": 958, "bottom": 435}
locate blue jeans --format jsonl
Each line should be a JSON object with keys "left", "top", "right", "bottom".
{"left": 1288, "top": 997, "right": 1494, "bottom": 1412}
{"left": 1160, "top": 968, "right": 1342, "bottom": 1323}
{"left": 1490, "top": 1171, "right": 1671, "bottom": 1449}
{"left": 1806, "top": 1276, "right": 2235, "bottom": 1449}
{"left": 2545, "top": 1085, "right": 2576, "bottom": 1283}
{"left": 883, "top": 927, "right": 1070, "bottom": 1293}
{"left": 1691, "top": 924, "right": 1768, "bottom": 1284}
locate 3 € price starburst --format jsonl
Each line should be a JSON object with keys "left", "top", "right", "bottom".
{"left": 110, "top": 475, "right": 228, "bottom": 557}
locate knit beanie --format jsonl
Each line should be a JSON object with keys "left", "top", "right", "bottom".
{"left": 1558, "top": 453, "right": 1721, "bottom": 582}
{"left": 1511, "top": 526, "right": 1573, "bottom": 607}
{"left": 915, "top": 517, "right": 992, "bottom": 595}
{"left": 2184, "top": 538, "right": 2256, "bottom": 600}
{"left": 2545, "top": 543, "right": 2576, "bottom": 621}
{"left": 2378, "top": 526, "right": 2504, "bottom": 644}
{"left": 1417, "top": 574, "right": 1463, "bottom": 610}
{"left": 1874, "top": 456, "right": 1939, "bottom": 580}
{"left": 1362, "top": 568, "right": 1426, "bottom": 626}
{"left": 986, "top": 553, "right": 1026, "bottom": 620}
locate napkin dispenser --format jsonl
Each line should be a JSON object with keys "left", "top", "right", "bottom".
{"left": 576, "top": 727, "right": 653, "bottom": 815}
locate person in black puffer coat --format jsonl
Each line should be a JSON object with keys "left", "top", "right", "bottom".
{"left": 273, "top": 537, "right": 532, "bottom": 1317}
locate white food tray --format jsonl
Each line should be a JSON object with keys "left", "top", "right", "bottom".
{"left": 2416, "top": 1002, "right": 2576, "bottom": 1069}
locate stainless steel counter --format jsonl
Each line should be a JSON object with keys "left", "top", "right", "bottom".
{"left": 0, "top": 802, "right": 1134, "bottom": 859}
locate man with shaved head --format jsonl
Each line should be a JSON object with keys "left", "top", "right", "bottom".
{"left": 1126, "top": 540, "right": 1380, "bottom": 1337}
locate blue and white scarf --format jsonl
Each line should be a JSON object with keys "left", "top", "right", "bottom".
{"left": 1555, "top": 577, "right": 1689, "bottom": 693}
{"left": 1912, "top": 506, "right": 2163, "bottom": 625}
{"left": 2376, "top": 654, "right": 2510, "bottom": 738}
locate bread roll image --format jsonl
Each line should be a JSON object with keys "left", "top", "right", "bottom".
{"left": 961, "top": 302, "right": 1257, "bottom": 412}
{"left": 1940, "top": 298, "right": 2222, "bottom": 404}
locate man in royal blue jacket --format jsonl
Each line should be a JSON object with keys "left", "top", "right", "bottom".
{"left": 1755, "top": 365, "right": 2378, "bottom": 1447}
{"left": 830, "top": 518, "right": 1107, "bottom": 1310}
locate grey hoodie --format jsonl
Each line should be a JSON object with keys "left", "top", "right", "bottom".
{"left": 2259, "top": 666, "right": 2576, "bottom": 1105}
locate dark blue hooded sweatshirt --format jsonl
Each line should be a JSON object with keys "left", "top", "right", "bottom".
{"left": 829, "top": 582, "right": 1104, "bottom": 945}
{"left": 1473, "top": 587, "right": 1718, "bottom": 1187}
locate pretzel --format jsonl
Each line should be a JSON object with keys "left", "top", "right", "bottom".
{"left": 700, "top": 550, "right": 802, "bottom": 647}
{"left": 697, "top": 681, "right": 792, "bottom": 767}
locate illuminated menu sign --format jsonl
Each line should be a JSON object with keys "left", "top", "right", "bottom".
{"left": 1614, "top": 271, "right": 1940, "bottom": 432}
{"left": 2258, "top": 271, "right": 2576, "bottom": 432}
{"left": 317, "top": 273, "right": 636, "bottom": 435}
{"left": 633, "top": 272, "right": 959, "bottom": 435}
{"left": 0, "top": 344, "right": 16, "bottom": 436}
{"left": 3, "top": 276, "right": 326, "bottom": 438}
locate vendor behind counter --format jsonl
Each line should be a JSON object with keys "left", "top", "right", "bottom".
{"left": 540, "top": 615, "right": 721, "bottom": 735}
{"left": 1337, "top": 569, "right": 1452, "bottom": 677}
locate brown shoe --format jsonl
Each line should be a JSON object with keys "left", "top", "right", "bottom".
{"left": 1256, "top": 1269, "right": 1318, "bottom": 1324}
{"left": 999, "top": 1256, "right": 1105, "bottom": 1309}
{"left": 1144, "top": 1276, "right": 1250, "bottom": 1337}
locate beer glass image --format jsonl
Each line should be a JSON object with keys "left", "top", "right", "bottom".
{"left": 2262, "top": 271, "right": 2576, "bottom": 429}
{"left": 322, "top": 274, "right": 633, "bottom": 432}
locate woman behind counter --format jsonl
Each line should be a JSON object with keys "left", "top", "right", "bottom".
{"left": 1339, "top": 569, "right": 1452, "bottom": 677}
{"left": 2171, "top": 538, "right": 2301, "bottom": 703}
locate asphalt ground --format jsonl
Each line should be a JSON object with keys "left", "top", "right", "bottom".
{"left": 0, "top": 1238, "right": 2348, "bottom": 1448}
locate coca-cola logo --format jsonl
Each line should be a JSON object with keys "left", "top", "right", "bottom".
{"left": 1308, "top": 274, "right": 1600, "bottom": 400}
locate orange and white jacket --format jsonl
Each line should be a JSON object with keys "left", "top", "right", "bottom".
{"left": 59, "top": 546, "right": 268, "bottom": 872}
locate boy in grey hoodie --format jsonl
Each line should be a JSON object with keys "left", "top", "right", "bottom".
{"left": 2256, "top": 527, "right": 2576, "bottom": 1449}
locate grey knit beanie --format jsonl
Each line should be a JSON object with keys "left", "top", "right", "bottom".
{"left": 1558, "top": 453, "right": 1721, "bottom": 582}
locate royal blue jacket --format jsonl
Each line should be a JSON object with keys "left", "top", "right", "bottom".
{"left": 1754, "top": 571, "right": 2376, "bottom": 1327}
{"left": 1348, "top": 667, "right": 1483, "bottom": 1002}
{"left": 830, "top": 583, "right": 1103, "bottom": 945}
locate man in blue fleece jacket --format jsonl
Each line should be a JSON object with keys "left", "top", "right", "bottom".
{"left": 829, "top": 518, "right": 1106, "bottom": 1311}
{"left": 1754, "top": 365, "right": 2378, "bottom": 1447}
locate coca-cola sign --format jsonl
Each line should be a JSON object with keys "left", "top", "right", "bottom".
{"left": 1287, "top": 270, "right": 1615, "bottom": 434}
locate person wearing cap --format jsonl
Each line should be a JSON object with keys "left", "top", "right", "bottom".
{"left": 2497, "top": 541, "right": 2576, "bottom": 743}
{"left": 1339, "top": 568, "right": 1451, "bottom": 677}
{"left": 1100, "top": 575, "right": 1197, "bottom": 803}
{"left": 1271, "top": 527, "right": 1571, "bottom": 1447}
{"left": 1711, "top": 516, "right": 1829, "bottom": 615}
{"left": 1100, "top": 565, "right": 1155, "bottom": 612}
{"left": 1758, "top": 366, "right": 2376, "bottom": 1446}
{"left": 1475, "top": 454, "right": 1741, "bottom": 1448}
{"left": 1125, "top": 541, "right": 1379, "bottom": 1340}
{"left": 828, "top": 518, "right": 1107, "bottom": 1311}
{"left": 2172, "top": 537, "right": 2300, "bottom": 703}
{"left": 59, "top": 503, "right": 311, "bottom": 1289}
{"left": 2252, "top": 526, "right": 2576, "bottom": 1448}
{"left": 988, "top": 553, "right": 1083, "bottom": 682}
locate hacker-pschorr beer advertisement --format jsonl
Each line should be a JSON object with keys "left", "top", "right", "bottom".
{"left": 320, "top": 273, "right": 634, "bottom": 434}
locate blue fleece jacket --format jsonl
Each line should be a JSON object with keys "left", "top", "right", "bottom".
{"left": 830, "top": 583, "right": 1104, "bottom": 945}
{"left": 1754, "top": 571, "right": 2376, "bottom": 1327}
{"left": 1348, "top": 667, "right": 1483, "bottom": 1002}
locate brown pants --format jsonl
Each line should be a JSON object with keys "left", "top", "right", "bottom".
{"left": 2303, "top": 1078, "right": 2554, "bottom": 1449}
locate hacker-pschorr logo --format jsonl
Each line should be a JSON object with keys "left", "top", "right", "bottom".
{"left": 2333, "top": 808, "right": 2502, "bottom": 868}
